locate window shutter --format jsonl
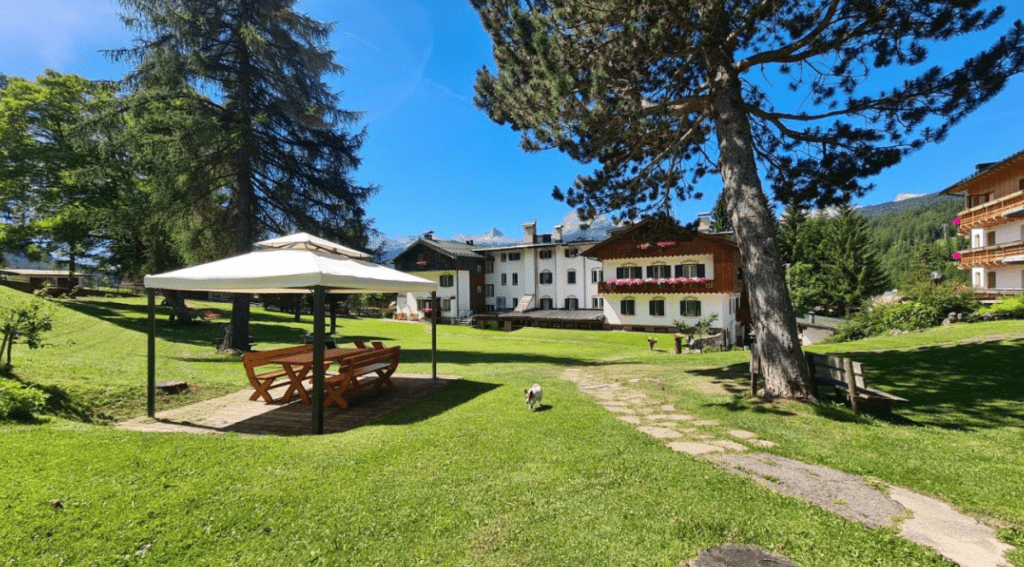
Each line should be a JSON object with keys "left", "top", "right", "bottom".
{"left": 697, "top": 264, "right": 706, "bottom": 278}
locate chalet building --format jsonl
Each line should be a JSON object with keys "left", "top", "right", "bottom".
{"left": 0, "top": 268, "right": 80, "bottom": 295}
{"left": 391, "top": 234, "right": 487, "bottom": 322}
{"left": 942, "top": 149, "right": 1024, "bottom": 299}
{"left": 473, "top": 221, "right": 606, "bottom": 330}
{"left": 586, "top": 217, "right": 751, "bottom": 345}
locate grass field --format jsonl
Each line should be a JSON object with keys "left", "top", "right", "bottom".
{"left": 1, "top": 286, "right": 1021, "bottom": 566}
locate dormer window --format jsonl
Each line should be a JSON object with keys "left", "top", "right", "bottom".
{"left": 565, "top": 247, "right": 579, "bottom": 258}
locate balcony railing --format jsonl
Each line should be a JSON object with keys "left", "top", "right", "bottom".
{"left": 956, "top": 190, "right": 1024, "bottom": 235}
{"left": 973, "top": 287, "right": 1024, "bottom": 299}
{"left": 956, "top": 240, "right": 1024, "bottom": 268}
{"left": 599, "top": 279, "right": 716, "bottom": 295}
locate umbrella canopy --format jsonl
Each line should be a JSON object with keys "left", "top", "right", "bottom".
{"left": 254, "top": 232, "right": 372, "bottom": 260}
{"left": 144, "top": 249, "right": 435, "bottom": 294}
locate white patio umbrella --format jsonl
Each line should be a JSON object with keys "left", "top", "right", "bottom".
{"left": 143, "top": 233, "right": 438, "bottom": 434}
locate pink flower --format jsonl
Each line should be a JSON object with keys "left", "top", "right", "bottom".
{"left": 656, "top": 241, "right": 676, "bottom": 247}
{"left": 952, "top": 252, "right": 962, "bottom": 260}
{"left": 638, "top": 243, "right": 652, "bottom": 249}
{"left": 952, "top": 217, "right": 961, "bottom": 225}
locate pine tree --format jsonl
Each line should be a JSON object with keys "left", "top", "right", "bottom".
{"left": 820, "top": 205, "right": 889, "bottom": 314}
{"left": 110, "top": 0, "right": 377, "bottom": 348}
{"left": 709, "top": 192, "right": 733, "bottom": 233}
{"left": 473, "top": 0, "right": 1024, "bottom": 399}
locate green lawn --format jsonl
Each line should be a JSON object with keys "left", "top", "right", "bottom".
{"left": 1, "top": 286, "right": 1021, "bottom": 566}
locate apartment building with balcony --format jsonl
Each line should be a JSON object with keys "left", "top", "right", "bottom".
{"left": 942, "top": 149, "right": 1024, "bottom": 299}
{"left": 585, "top": 217, "right": 751, "bottom": 345}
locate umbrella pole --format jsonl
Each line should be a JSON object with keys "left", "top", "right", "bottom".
{"left": 431, "top": 291, "right": 437, "bottom": 380}
{"left": 312, "top": 287, "right": 326, "bottom": 435}
{"left": 147, "top": 289, "right": 156, "bottom": 418}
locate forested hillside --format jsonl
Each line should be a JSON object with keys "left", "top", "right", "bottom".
{"left": 865, "top": 195, "right": 968, "bottom": 287}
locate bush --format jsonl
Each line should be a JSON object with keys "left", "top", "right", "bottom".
{"left": 0, "top": 378, "right": 49, "bottom": 421}
{"left": 829, "top": 300, "right": 941, "bottom": 342}
{"left": 902, "top": 280, "right": 979, "bottom": 316}
{"left": 978, "top": 295, "right": 1024, "bottom": 318}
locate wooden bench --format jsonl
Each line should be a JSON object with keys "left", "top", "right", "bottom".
{"left": 749, "top": 350, "right": 908, "bottom": 416}
{"left": 806, "top": 353, "right": 908, "bottom": 417}
{"left": 241, "top": 344, "right": 315, "bottom": 403}
{"left": 324, "top": 346, "right": 400, "bottom": 409}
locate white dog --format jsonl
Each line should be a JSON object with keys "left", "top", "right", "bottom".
{"left": 525, "top": 383, "right": 543, "bottom": 410}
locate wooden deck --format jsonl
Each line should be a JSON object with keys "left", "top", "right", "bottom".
{"left": 117, "top": 373, "right": 459, "bottom": 436}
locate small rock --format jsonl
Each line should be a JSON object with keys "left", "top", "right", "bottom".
{"left": 51, "top": 500, "right": 63, "bottom": 510}
{"left": 684, "top": 544, "right": 800, "bottom": 567}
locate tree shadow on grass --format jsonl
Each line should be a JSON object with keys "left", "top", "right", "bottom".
{"left": 3, "top": 372, "right": 111, "bottom": 424}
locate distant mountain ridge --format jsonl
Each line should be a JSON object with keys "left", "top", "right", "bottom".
{"left": 857, "top": 191, "right": 959, "bottom": 217}
{"left": 372, "top": 211, "right": 616, "bottom": 263}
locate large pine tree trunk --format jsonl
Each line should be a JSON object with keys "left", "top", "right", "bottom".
{"left": 706, "top": 44, "right": 815, "bottom": 400}
{"left": 228, "top": 20, "right": 255, "bottom": 353}
{"left": 162, "top": 290, "right": 193, "bottom": 325}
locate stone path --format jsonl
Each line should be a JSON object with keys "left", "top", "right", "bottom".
{"left": 562, "top": 365, "right": 1014, "bottom": 567}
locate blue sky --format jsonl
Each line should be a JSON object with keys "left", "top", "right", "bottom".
{"left": 2, "top": 0, "right": 1022, "bottom": 241}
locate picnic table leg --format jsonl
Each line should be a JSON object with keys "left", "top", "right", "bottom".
{"left": 281, "top": 364, "right": 313, "bottom": 405}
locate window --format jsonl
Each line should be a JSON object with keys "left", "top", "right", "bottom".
{"left": 592, "top": 297, "right": 604, "bottom": 309}
{"left": 496, "top": 297, "right": 506, "bottom": 309}
{"left": 680, "top": 300, "right": 702, "bottom": 317}
{"left": 416, "top": 253, "right": 424, "bottom": 262}
{"left": 567, "top": 270, "right": 577, "bottom": 284}
{"left": 540, "top": 297, "right": 553, "bottom": 310}
{"left": 485, "top": 304, "right": 495, "bottom": 312}
{"left": 620, "top": 299, "right": 635, "bottom": 316}
{"left": 509, "top": 252, "right": 522, "bottom": 261}
{"left": 974, "top": 234, "right": 981, "bottom": 248}
{"left": 476, "top": 265, "right": 482, "bottom": 273}
{"left": 973, "top": 272, "right": 981, "bottom": 287}
{"left": 485, "top": 260, "right": 494, "bottom": 274}
{"left": 646, "top": 265, "right": 671, "bottom": 279}
{"left": 649, "top": 299, "right": 665, "bottom": 317}
{"left": 987, "top": 231, "right": 996, "bottom": 247}
{"left": 565, "top": 247, "right": 579, "bottom": 258}
{"left": 512, "top": 273, "right": 519, "bottom": 286}
{"left": 592, "top": 269, "right": 603, "bottom": 283}
{"left": 439, "top": 274, "right": 454, "bottom": 287}
{"left": 486, "top": 284, "right": 494, "bottom": 297}
{"left": 441, "top": 298, "right": 452, "bottom": 311}
{"left": 476, "top": 285, "right": 482, "bottom": 293}
{"left": 565, "top": 297, "right": 579, "bottom": 310}
{"left": 512, "top": 297, "right": 518, "bottom": 308}
{"left": 501, "top": 273, "right": 507, "bottom": 286}
{"left": 539, "top": 250, "right": 553, "bottom": 260}
{"left": 501, "top": 253, "right": 507, "bottom": 262}
{"left": 987, "top": 271, "right": 997, "bottom": 289}
{"left": 675, "top": 264, "right": 706, "bottom": 278}
{"left": 616, "top": 266, "right": 642, "bottom": 279}
{"left": 540, "top": 271, "right": 553, "bottom": 284}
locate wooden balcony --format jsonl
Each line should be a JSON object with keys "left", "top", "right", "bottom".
{"left": 599, "top": 280, "right": 719, "bottom": 295}
{"left": 973, "top": 288, "right": 1024, "bottom": 300}
{"left": 956, "top": 240, "right": 1024, "bottom": 268}
{"left": 956, "top": 190, "right": 1024, "bottom": 235}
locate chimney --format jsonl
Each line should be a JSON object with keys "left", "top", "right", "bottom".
{"left": 465, "top": 240, "right": 474, "bottom": 246}
{"left": 697, "top": 212, "right": 711, "bottom": 233}
{"left": 975, "top": 162, "right": 996, "bottom": 174}
{"left": 554, "top": 225, "right": 563, "bottom": 242}
{"left": 523, "top": 221, "right": 537, "bottom": 243}
{"left": 423, "top": 231, "right": 433, "bottom": 240}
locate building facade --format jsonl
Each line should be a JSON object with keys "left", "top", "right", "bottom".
{"left": 390, "top": 235, "right": 487, "bottom": 322}
{"left": 586, "top": 218, "right": 750, "bottom": 345}
{"left": 942, "top": 149, "right": 1024, "bottom": 299}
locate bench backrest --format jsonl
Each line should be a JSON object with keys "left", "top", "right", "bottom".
{"left": 806, "top": 353, "right": 865, "bottom": 388}
{"left": 241, "top": 344, "right": 314, "bottom": 377}
{"left": 338, "top": 346, "right": 400, "bottom": 375}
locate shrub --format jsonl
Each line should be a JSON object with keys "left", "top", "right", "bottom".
{"left": 830, "top": 300, "right": 941, "bottom": 342}
{"left": 0, "top": 378, "right": 49, "bottom": 421}
{"left": 978, "top": 295, "right": 1024, "bottom": 318}
{"left": 902, "top": 280, "right": 979, "bottom": 316}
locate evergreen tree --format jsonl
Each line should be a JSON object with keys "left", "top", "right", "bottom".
{"left": 473, "top": 0, "right": 1024, "bottom": 399}
{"left": 820, "top": 205, "right": 889, "bottom": 314}
{"left": 0, "top": 72, "right": 121, "bottom": 277}
{"left": 110, "top": 0, "right": 377, "bottom": 348}
{"left": 709, "top": 192, "right": 732, "bottom": 233}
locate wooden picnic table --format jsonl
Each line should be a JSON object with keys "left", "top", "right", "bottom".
{"left": 267, "top": 348, "right": 364, "bottom": 405}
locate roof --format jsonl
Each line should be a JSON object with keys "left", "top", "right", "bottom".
{"left": 0, "top": 269, "right": 77, "bottom": 277}
{"left": 473, "top": 240, "right": 601, "bottom": 253}
{"left": 585, "top": 216, "right": 738, "bottom": 260}
{"left": 422, "top": 239, "right": 487, "bottom": 259}
{"left": 255, "top": 232, "right": 371, "bottom": 259}
{"left": 940, "top": 147, "right": 1024, "bottom": 196}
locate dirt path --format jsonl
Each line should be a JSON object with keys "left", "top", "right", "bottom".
{"left": 561, "top": 365, "right": 1014, "bottom": 567}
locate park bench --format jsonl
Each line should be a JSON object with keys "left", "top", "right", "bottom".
{"left": 324, "top": 346, "right": 400, "bottom": 409}
{"left": 241, "top": 344, "right": 316, "bottom": 403}
{"left": 749, "top": 350, "right": 908, "bottom": 416}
